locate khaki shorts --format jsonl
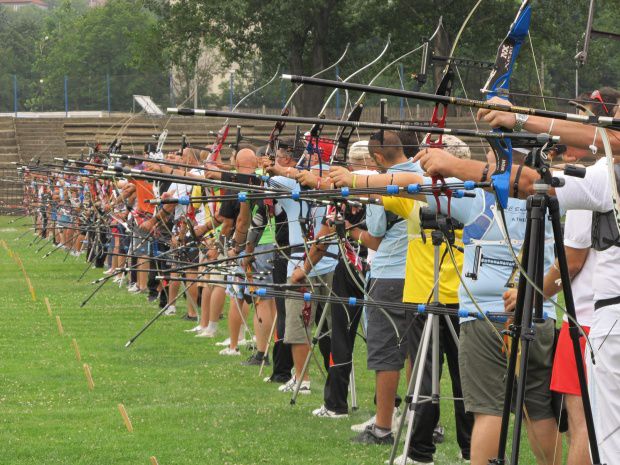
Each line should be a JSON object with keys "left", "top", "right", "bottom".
{"left": 459, "top": 318, "right": 555, "bottom": 420}
{"left": 284, "top": 272, "right": 334, "bottom": 345}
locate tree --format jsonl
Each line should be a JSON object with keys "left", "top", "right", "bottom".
{"left": 0, "top": 5, "right": 46, "bottom": 111}
{"left": 34, "top": 0, "right": 169, "bottom": 112}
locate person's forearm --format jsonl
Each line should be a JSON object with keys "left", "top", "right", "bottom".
{"left": 349, "top": 227, "right": 382, "bottom": 251}
{"left": 542, "top": 262, "right": 562, "bottom": 299}
{"left": 232, "top": 204, "right": 250, "bottom": 248}
{"left": 303, "top": 245, "right": 327, "bottom": 274}
{"left": 524, "top": 117, "right": 620, "bottom": 153}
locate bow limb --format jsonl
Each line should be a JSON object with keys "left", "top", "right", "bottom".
{"left": 305, "top": 37, "right": 391, "bottom": 168}
{"left": 484, "top": 0, "right": 532, "bottom": 209}
{"left": 316, "top": 36, "right": 391, "bottom": 119}
{"left": 330, "top": 19, "right": 444, "bottom": 164}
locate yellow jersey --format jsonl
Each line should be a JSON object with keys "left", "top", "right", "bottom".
{"left": 382, "top": 196, "right": 463, "bottom": 304}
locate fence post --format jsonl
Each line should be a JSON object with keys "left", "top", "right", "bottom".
{"left": 64, "top": 75, "right": 68, "bottom": 117}
{"left": 106, "top": 73, "right": 111, "bottom": 114}
{"left": 335, "top": 64, "right": 340, "bottom": 118}
{"left": 169, "top": 71, "right": 175, "bottom": 107}
{"left": 229, "top": 73, "right": 234, "bottom": 111}
{"left": 13, "top": 74, "right": 18, "bottom": 116}
{"left": 399, "top": 63, "right": 405, "bottom": 120}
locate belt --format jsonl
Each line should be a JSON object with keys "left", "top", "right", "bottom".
{"left": 594, "top": 296, "right": 620, "bottom": 311}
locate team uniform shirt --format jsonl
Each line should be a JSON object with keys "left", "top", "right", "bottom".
{"left": 366, "top": 159, "right": 422, "bottom": 280}
{"left": 269, "top": 175, "right": 337, "bottom": 277}
{"left": 381, "top": 196, "right": 462, "bottom": 304}
{"left": 562, "top": 209, "right": 595, "bottom": 326}
{"left": 167, "top": 168, "right": 203, "bottom": 221}
{"left": 425, "top": 185, "right": 557, "bottom": 322}
{"left": 130, "top": 179, "right": 155, "bottom": 223}
{"left": 555, "top": 157, "right": 620, "bottom": 338}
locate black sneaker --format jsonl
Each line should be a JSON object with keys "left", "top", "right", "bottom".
{"left": 433, "top": 424, "right": 445, "bottom": 444}
{"left": 182, "top": 313, "right": 198, "bottom": 321}
{"left": 351, "top": 425, "right": 394, "bottom": 445}
{"left": 241, "top": 354, "right": 270, "bottom": 366}
{"left": 147, "top": 293, "right": 159, "bottom": 303}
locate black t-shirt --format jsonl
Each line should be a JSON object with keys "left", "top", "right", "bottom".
{"left": 218, "top": 198, "right": 240, "bottom": 220}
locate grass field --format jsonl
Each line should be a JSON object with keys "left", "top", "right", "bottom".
{"left": 0, "top": 216, "right": 540, "bottom": 465}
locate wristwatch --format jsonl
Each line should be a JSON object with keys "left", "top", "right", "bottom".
{"left": 513, "top": 113, "right": 529, "bottom": 132}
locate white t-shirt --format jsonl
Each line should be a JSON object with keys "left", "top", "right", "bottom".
{"left": 167, "top": 168, "right": 203, "bottom": 221}
{"left": 562, "top": 209, "right": 595, "bottom": 326}
{"left": 555, "top": 157, "right": 620, "bottom": 337}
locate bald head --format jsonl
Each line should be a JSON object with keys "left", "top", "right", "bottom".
{"left": 236, "top": 148, "right": 258, "bottom": 174}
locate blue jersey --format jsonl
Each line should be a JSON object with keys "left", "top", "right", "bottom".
{"left": 367, "top": 158, "right": 422, "bottom": 279}
{"left": 270, "top": 175, "right": 337, "bottom": 278}
{"left": 425, "top": 186, "right": 557, "bottom": 322}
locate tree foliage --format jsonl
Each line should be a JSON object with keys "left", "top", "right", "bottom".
{"left": 0, "top": 0, "right": 618, "bottom": 114}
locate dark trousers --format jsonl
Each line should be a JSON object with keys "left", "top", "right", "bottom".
{"left": 407, "top": 310, "right": 473, "bottom": 462}
{"left": 323, "top": 260, "right": 365, "bottom": 414}
{"left": 270, "top": 256, "right": 293, "bottom": 381}
{"left": 94, "top": 231, "right": 107, "bottom": 268}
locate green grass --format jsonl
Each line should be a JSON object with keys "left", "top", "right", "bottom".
{"left": 0, "top": 216, "right": 539, "bottom": 465}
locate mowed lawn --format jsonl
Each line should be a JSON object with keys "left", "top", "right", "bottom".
{"left": 0, "top": 216, "right": 539, "bottom": 465}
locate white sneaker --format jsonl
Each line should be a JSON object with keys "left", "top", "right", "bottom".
{"left": 195, "top": 327, "right": 217, "bottom": 338}
{"left": 184, "top": 325, "right": 205, "bottom": 333}
{"left": 351, "top": 414, "right": 377, "bottom": 433}
{"left": 163, "top": 305, "right": 176, "bottom": 316}
{"left": 219, "top": 347, "right": 240, "bottom": 356}
{"left": 351, "top": 408, "right": 400, "bottom": 433}
{"left": 127, "top": 284, "right": 141, "bottom": 293}
{"left": 112, "top": 275, "right": 122, "bottom": 284}
{"left": 383, "top": 454, "right": 416, "bottom": 465}
{"left": 312, "top": 405, "right": 348, "bottom": 418}
{"left": 103, "top": 268, "right": 115, "bottom": 275}
{"left": 278, "top": 378, "right": 310, "bottom": 394}
{"left": 216, "top": 337, "right": 249, "bottom": 346}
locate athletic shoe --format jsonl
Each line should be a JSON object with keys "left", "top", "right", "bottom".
{"left": 216, "top": 337, "right": 249, "bottom": 347}
{"left": 218, "top": 347, "right": 241, "bottom": 356}
{"left": 278, "top": 378, "right": 310, "bottom": 394}
{"left": 163, "top": 305, "right": 176, "bottom": 316}
{"left": 112, "top": 275, "right": 123, "bottom": 284}
{"left": 147, "top": 293, "right": 159, "bottom": 303}
{"left": 127, "top": 284, "right": 141, "bottom": 293}
{"left": 432, "top": 424, "right": 445, "bottom": 444}
{"left": 263, "top": 374, "right": 291, "bottom": 384}
{"left": 351, "top": 409, "right": 400, "bottom": 433}
{"left": 382, "top": 454, "right": 420, "bottom": 465}
{"left": 241, "top": 354, "right": 270, "bottom": 366}
{"left": 351, "top": 425, "right": 394, "bottom": 445}
{"left": 195, "top": 327, "right": 217, "bottom": 338}
{"left": 184, "top": 325, "right": 205, "bottom": 333}
{"left": 312, "top": 405, "right": 348, "bottom": 418}
{"left": 103, "top": 268, "right": 115, "bottom": 275}
{"left": 181, "top": 313, "right": 198, "bottom": 321}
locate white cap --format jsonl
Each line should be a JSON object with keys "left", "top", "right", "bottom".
{"left": 348, "top": 140, "right": 371, "bottom": 161}
{"left": 441, "top": 134, "right": 471, "bottom": 159}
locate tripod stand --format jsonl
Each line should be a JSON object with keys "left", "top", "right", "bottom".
{"left": 389, "top": 215, "right": 465, "bottom": 465}
{"left": 491, "top": 151, "right": 602, "bottom": 465}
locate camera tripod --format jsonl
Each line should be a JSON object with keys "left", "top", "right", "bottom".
{"left": 388, "top": 213, "right": 469, "bottom": 465}
{"left": 490, "top": 150, "right": 602, "bottom": 465}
